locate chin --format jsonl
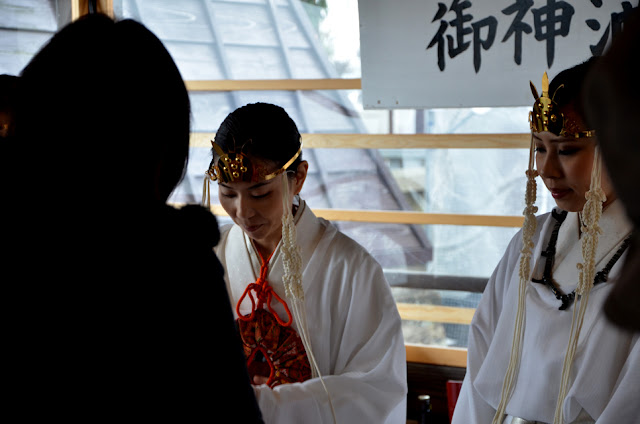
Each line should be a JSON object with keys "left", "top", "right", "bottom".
{"left": 554, "top": 198, "right": 585, "bottom": 213}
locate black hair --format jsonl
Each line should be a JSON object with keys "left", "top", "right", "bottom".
{"left": 0, "top": 74, "right": 19, "bottom": 109}
{"left": 549, "top": 56, "right": 599, "bottom": 119}
{"left": 17, "top": 13, "right": 190, "bottom": 203}
{"left": 213, "top": 102, "right": 303, "bottom": 174}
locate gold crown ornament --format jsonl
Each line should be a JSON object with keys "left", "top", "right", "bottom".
{"left": 529, "top": 72, "right": 596, "bottom": 139}
{"left": 205, "top": 140, "right": 302, "bottom": 184}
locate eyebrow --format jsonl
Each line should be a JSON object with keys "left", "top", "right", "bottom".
{"left": 219, "top": 180, "right": 272, "bottom": 190}
{"left": 532, "top": 134, "right": 579, "bottom": 143}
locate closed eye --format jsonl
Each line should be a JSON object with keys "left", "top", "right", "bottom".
{"left": 252, "top": 192, "right": 271, "bottom": 199}
{"left": 558, "top": 148, "right": 579, "bottom": 156}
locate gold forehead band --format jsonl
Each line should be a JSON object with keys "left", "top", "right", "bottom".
{"left": 205, "top": 141, "right": 302, "bottom": 183}
{"left": 528, "top": 72, "right": 596, "bottom": 139}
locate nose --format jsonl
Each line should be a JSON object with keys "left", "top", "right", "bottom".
{"left": 236, "top": 194, "right": 256, "bottom": 220}
{"left": 537, "top": 151, "right": 562, "bottom": 180}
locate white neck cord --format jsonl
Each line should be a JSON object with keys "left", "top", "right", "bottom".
{"left": 553, "top": 147, "right": 604, "bottom": 424}
{"left": 492, "top": 134, "right": 539, "bottom": 424}
{"left": 280, "top": 173, "right": 338, "bottom": 424}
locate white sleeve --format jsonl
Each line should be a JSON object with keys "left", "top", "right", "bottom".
{"left": 452, "top": 231, "right": 523, "bottom": 424}
{"left": 595, "top": 335, "right": 640, "bottom": 424}
{"left": 253, "top": 251, "right": 407, "bottom": 424}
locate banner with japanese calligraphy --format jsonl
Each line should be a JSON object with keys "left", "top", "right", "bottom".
{"left": 359, "top": 0, "right": 638, "bottom": 109}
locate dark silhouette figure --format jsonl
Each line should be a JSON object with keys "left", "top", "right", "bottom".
{"left": 8, "top": 13, "right": 263, "bottom": 421}
{"left": 584, "top": 9, "right": 640, "bottom": 332}
{"left": 0, "top": 74, "right": 19, "bottom": 140}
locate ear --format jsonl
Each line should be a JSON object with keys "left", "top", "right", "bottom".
{"left": 292, "top": 160, "right": 308, "bottom": 195}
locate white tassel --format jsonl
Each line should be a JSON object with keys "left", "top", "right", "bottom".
{"left": 202, "top": 173, "right": 211, "bottom": 210}
{"left": 493, "top": 135, "right": 539, "bottom": 424}
{"left": 553, "top": 147, "right": 604, "bottom": 424}
{"left": 280, "top": 173, "right": 338, "bottom": 424}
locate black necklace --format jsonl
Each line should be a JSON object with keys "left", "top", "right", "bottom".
{"left": 532, "top": 209, "right": 632, "bottom": 310}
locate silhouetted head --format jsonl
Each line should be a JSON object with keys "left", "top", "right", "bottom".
{"left": 17, "top": 13, "right": 190, "bottom": 204}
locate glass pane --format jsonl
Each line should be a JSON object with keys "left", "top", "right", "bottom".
{"left": 226, "top": 46, "right": 287, "bottom": 79}
{"left": 127, "top": 0, "right": 215, "bottom": 43}
{"left": 0, "top": 0, "right": 69, "bottom": 75}
{"left": 186, "top": 90, "right": 362, "bottom": 133}
{"left": 424, "top": 224, "right": 519, "bottom": 277}
{"left": 115, "top": 0, "right": 347, "bottom": 80}
{"left": 378, "top": 148, "right": 555, "bottom": 216}
{"left": 299, "top": 0, "right": 360, "bottom": 78}
{"left": 165, "top": 42, "right": 224, "bottom": 80}
{"left": 288, "top": 49, "right": 325, "bottom": 78}
{"left": 393, "top": 287, "right": 482, "bottom": 348}
{"left": 276, "top": 6, "right": 311, "bottom": 49}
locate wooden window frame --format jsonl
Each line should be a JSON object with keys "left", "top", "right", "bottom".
{"left": 71, "top": 0, "right": 113, "bottom": 20}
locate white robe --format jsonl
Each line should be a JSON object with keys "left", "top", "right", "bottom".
{"left": 453, "top": 200, "right": 640, "bottom": 424}
{"left": 215, "top": 200, "right": 407, "bottom": 424}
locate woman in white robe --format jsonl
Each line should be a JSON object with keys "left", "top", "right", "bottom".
{"left": 204, "top": 102, "right": 407, "bottom": 424}
{"left": 453, "top": 60, "right": 639, "bottom": 424}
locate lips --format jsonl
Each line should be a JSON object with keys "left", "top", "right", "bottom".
{"left": 550, "top": 188, "right": 571, "bottom": 199}
{"left": 243, "top": 224, "right": 263, "bottom": 233}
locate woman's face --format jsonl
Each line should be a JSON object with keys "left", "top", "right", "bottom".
{"left": 218, "top": 160, "right": 308, "bottom": 255}
{"left": 534, "top": 132, "right": 616, "bottom": 212}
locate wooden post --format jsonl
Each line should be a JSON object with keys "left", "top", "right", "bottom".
{"left": 71, "top": 0, "right": 114, "bottom": 21}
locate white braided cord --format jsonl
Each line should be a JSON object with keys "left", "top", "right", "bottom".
{"left": 280, "top": 173, "right": 338, "bottom": 423}
{"left": 492, "top": 134, "right": 539, "bottom": 424}
{"left": 553, "top": 147, "right": 604, "bottom": 424}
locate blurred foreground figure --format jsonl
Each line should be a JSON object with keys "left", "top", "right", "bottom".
{"left": 584, "top": 9, "right": 640, "bottom": 332}
{"left": 9, "top": 13, "right": 262, "bottom": 422}
{"left": 0, "top": 74, "right": 18, "bottom": 140}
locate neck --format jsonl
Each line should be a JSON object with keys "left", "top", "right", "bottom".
{"left": 602, "top": 193, "right": 617, "bottom": 210}
{"left": 253, "top": 237, "right": 281, "bottom": 262}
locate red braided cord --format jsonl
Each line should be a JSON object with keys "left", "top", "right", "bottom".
{"left": 236, "top": 247, "right": 293, "bottom": 327}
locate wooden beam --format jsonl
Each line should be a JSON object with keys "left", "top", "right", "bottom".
{"left": 301, "top": 133, "right": 531, "bottom": 149}
{"left": 312, "top": 209, "right": 524, "bottom": 227}
{"left": 397, "top": 303, "right": 475, "bottom": 325}
{"left": 185, "top": 78, "right": 362, "bottom": 92}
{"left": 406, "top": 344, "right": 467, "bottom": 367}
{"left": 190, "top": 132, "right": 531, "bottom": 149}
{"left": 197, "top": 204, "right": 524, "bottom": 228}
{"left": 71, "top": 0, "right": 114, "bottom": 20}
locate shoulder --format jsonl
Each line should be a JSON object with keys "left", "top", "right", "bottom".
{"left": 174, "top": 204, "right": 221, "bottom": 248}
{"left": 503, "top": 210, "right": 553, "bottom": 255}
{"left": 298, "top": 205, "right": 381, "bottom": 270}
{"left": 218, "top": 222, "right": 234, "bottom": 239}
{"left": 316, "top": 216, "right": 375, "bottom": 263}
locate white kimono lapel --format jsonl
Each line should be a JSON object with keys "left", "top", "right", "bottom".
{"left": 552, "top": 200, "right": 632, "bottom": 293}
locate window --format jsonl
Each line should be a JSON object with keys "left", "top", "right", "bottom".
{"left": 0, "top": 0, "right": 70, "bottom": 75}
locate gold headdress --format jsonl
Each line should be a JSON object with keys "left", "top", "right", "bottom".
{"left": 205, "top": 141, "right": 302, "bottom": 184}
{"left": 529, "top": 72, "right": 596, "bottom": 139}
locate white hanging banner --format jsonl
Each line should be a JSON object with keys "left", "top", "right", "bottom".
{"left": 359, "top": 0, "right": 638, "bottom": 109}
